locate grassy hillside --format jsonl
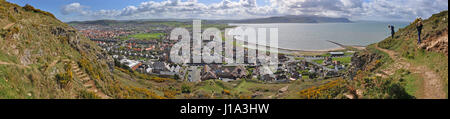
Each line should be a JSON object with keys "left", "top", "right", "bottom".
{"left": 302, "top": 11, "right": 448, "bottom": 99}
{"left": 0, "top": 1, "right": 174, "bottom": 99}
{"left": 348, "top": 11, "right": 448, "bottom": 99}
{"left": 378, "top": 11, "right": 448, "bottom": 98}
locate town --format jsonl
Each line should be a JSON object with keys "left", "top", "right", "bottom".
{"left": 71, "top": 21, "right": 354, "bottom": 83}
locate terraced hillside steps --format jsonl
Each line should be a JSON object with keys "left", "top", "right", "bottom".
{"left": 62, "top": 59, "right": 110, "bottom": 99}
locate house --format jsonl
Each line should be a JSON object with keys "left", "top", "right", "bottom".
{"left": 323, "top": 56, "right": 333, "bottom": 66}
{"left": 323, "top": 70, "right": 339, "bottom": 78}
{"left": 261, "top": 74, "right": 276, "bottom": 81}
{"left": 230, "top": 65, "right": 247, "bottom": 78}
{"left": 131, "top": 63, "right": 143, "bottom": 71}
{"left": 119, "top": 59, "right": 141, "bottom": 70}
{"left": 188, "top": 67, "right": 201, "bottom": 82}
{"left": 202, "top": 65, "right": 218, "bottom": 80}
{"left": 146, "top": 68, "right": 153, "bottom": 73}
{"left": 201, "top": 65, "right": 248, "bottom": 81}
{"left": 329, "top": 52, "right": 345, "bottom": 57}
{"left": 291, "top": 71, "right": 301, "bottom": 79}
{"left": 152, "top": 62, "right": 168, "bottom": 73}
{"left": 333, "top": 61, "right": 345, "bottom": 70}
{"left": 216, "top": 68, "right": 233, "bottom": 79}
{"left": 333, "top": 60, "right": 341, "bottom": 66}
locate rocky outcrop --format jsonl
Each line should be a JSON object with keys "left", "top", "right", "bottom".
{"left": 351, "top": 51, "right": 382, "bottom": 72}
{"left": 419, "top": 31, "right": 448, "bottom": 56}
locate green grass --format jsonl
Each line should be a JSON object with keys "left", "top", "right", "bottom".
{"left": 332, "top": 57, "right": 352, "bottom": 64}
{"left": 405, "top": 49, "right": 448, "bottom": 97}
{"left": 390, "top": 69, "right": 421, "bottom": 97}
{"left": 402, "top": 73, "right": 421, "bottom": 97}
{"left": 129, "top": 33, "right": 165, "bottom": 40}
{"left": 313, "top": 59, "right": 324, "bottom": 64}
{"left": 233, "top": 79, "right": 254, "bottom": 94}
{"left": 294, "top": 57, "right": 305, "bottom": 60}
{"left": 0, "top": 77, "right": 17, "bottom": 98}
{"left": 196, "top": 80, "right": 229, "bottom": 94}
{"left": 327, "top": 65, "right": 335, "bottom": 69}
{"left": 0, "top": 66, "right": 37, "bottom": 99}
{"left": 0, "top": 52, "right": 18, "bottom": 63}
{"left": 302, "top": 76, "right": 310, "bottom": 79}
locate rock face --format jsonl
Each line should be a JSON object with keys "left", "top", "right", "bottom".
{"left": 351, "top": 51, "right": 382, "bottom": 72}
{"left": 419, "top": 31, "right": 448, "bottom": 56}
{"left": 278, "top": 86, "right": 289, "bottom": 93}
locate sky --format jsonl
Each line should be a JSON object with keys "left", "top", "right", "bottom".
{"left": 6, "top": 0, "right": 449, "bottom": 22}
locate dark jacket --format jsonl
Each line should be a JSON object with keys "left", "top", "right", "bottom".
{"left": 416, "top": 21, "right": 423, "bottom": 31}
{"left": 390, "top": 26, "right": 395, "bottom": 33}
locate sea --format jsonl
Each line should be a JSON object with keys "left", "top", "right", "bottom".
{"left": 230, "top": 21, "right": 409, "bottom": 51}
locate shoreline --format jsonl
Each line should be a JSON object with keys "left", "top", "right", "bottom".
{"left": 241, "top": 40, "right": 365, "bottom": 55}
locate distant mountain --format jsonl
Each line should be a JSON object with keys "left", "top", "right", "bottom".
{"left": 207, "top": 15, "right": 352, "bottom": 24}
{"left": 67, "top": 15, "right": 352, "bottom": 25}
{"left": 68, "top": 20, "right": 120, "bottom": 25}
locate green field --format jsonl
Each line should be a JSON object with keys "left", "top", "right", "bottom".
{"left": 332, "top": 57, "right": 352, "bottom": 64}
{"left": 128, "top": 33, "right": 165, "bottom": 40}
{"left": 313, "top": 59, "right": 324, "bottom": 64}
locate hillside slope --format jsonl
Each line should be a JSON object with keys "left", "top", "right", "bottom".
{"left": 350, "top": 11, "right": 448, "bottom": 99}
{"left": 0, "top": 1, "right": 114, "bottom": 98}
{"left": 0, "top": 1, "right": 170, "bottom": 99}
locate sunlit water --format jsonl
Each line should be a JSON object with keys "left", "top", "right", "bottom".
{"left": 230, "top": 22, "right": 408, "bottom": 51}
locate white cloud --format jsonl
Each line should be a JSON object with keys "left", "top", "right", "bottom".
{"left": 270, "top": 0, "right": 364, "bottom": 17}
{"left": 61, "top": 2, "right": 87, "bottom": 15}
{"left": 61, "top": 0, "right": 448, "bottom": 21}
{"left": 361, "top": 0, "right": 449, "bottom": 21}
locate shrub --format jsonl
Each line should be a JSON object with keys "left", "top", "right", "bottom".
{"left": 55, "top": 71, "right": 72, "bottom": 89}
{"left": 403, "top": 51, "right": 415, "bottom": 59}
{"left": 181, "top": 84, "right": 191, "bottom": 93}
{"left": 151, "top": 76, "right": 174, "bottom": 83}
{"left": 239, "top": 95, "right": 252, "bottom": 99}
{"left": 378, "top": 38, "right": 398, "bottom": 49}
{"left": 8, "top": 14, "right": 16, "bottom": 22}
{"left": 79, "top": 58, "right": 105, "bottom": 80}
{"left": 223, "top": 89, "right": 231, "bottom": 95}
{"left": 163, "top": 90, "right": 177, "bottom": 98}
{"left": 298, "top": 79, "right": 346, "bottom": 99}
{"left": 78, "top": 90, "right": 101, "bottom": 99}
{"left": 105, "top": 81, "right": 165, "bottom": 99}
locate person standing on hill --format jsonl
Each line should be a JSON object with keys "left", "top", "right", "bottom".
{"left": 388, "top": 25, "right": 395, "bottom": 39}
{"left": 416, "top": 18, "right": 424, "bottom": 44}
{"left": 14, "top": 7, "right": 19, "bottom": 13}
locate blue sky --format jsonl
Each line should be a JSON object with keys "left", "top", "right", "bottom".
{"left": 6, "top": 0, "right": 448, "bottom": 22}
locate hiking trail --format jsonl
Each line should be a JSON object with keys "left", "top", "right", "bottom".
{"left": 375, "top": 44, "right": 445, "bottom": 99}
{"left": 62, "top": 59, "right": 110, "bottom": 99}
